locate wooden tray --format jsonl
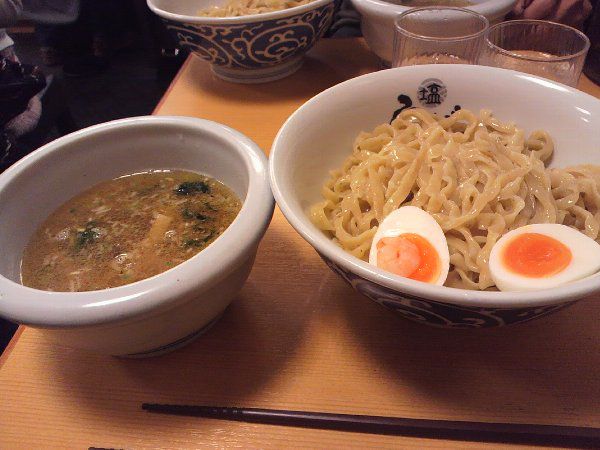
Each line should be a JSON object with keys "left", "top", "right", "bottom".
{"left": 1, "top": 39, "right": 600, "bottom": 448}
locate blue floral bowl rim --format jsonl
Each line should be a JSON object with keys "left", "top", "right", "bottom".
{"left": 147, "top": 0, "right": 335, "bottom": 25}
{"left": 269, "top": 64, "right": 600, "bottom": 310}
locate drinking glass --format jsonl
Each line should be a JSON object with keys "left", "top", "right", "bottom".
{"left": 583, "top": 3, "right": 600, "bottom": 84}
{"left": 392, "top": 7, "right": 489, "bottom": 67}
{"left": 480, "top": 20, "right": 590, "bottom": 87}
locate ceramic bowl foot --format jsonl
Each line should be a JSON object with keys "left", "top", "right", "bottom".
{"left": 210, "top": 56, "right": 304, "bottom": 84}
{"left": 116, "top": 312, "right": 224, "bottom": 358}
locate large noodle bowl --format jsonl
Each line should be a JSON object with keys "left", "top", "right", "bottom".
{"left": 310, "top": 108, "right": 600, "bottom": 290}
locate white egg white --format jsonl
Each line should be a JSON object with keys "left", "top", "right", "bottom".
{"left": 489, "top": 223, "right": 600, "bottom": 292}
{"left": 369, "top": 206, "right": 450, "bottom": 285}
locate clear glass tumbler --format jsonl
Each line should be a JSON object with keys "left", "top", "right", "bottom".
{"left": 584, "top": 3, "right": 600, "bottom": 84}
{"left": 480, "top": 20, "right": 590, "bottom": 87}
{"left": 392, "top": 7, "right": 489, "bottom": 67}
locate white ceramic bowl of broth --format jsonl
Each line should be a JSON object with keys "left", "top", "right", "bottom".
{"left": 0, "top": 116, "right": 274, "bottom": 356}
{"left": 350, "top": 0, "right": 516, "bottom": 64}
{"left": 270, "top": 64, "right": 600, "bottom": 328}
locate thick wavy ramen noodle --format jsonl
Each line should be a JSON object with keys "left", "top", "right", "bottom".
{"left": 310, "top": 108, "right": 600, "bottom": 290}
{"left": 198, "top": 0, "right": 315, "bottom": 17}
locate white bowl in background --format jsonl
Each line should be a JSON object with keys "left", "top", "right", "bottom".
{"left": 350, "top": 0, "right": 516, "bottom": 64}
{"left": 270, "top": 64, "right": 600, "bottom": 328}
{"left": 0, "top": 116, "right": 274, "bottom": 356}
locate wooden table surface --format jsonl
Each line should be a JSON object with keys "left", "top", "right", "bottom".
{"left": 2, "top": 39, "right": 600, "bottom": 449}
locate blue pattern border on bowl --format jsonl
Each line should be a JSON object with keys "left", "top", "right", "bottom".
{"left": 319, "top": 254, "right": 574, "bottom": 328}
{"left": 163, "top": 3, "right": 335, "bottom": 70}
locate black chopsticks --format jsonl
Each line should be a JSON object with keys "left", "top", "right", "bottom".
{"left": 141, "top": 403, "right": 600, "bottom": 447}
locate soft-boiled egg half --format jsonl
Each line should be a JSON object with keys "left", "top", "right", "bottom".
{"left": 489, "top": 223, "right": 600, "bottom": 292}
{"left": 369, "top": 206, "right": 450, "bottom": 285}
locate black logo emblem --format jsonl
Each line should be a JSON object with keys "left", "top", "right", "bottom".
{"left": 417, "top": 78, "right": 447, "bottom": 108}
{"left": 389, "top": 82, "right": 460, "bottom": 123}
{"left": 390, "top": 94, "right": 413, "bottom": 123}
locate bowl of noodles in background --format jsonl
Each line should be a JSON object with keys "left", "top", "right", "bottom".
{"left": 270, "top": 64, "right": 600, "bottom": 328}
{"left": 147, "top": 0, "right": 336, "bottom": 83}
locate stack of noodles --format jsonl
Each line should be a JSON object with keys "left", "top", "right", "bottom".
{"left": 310, "top": 108, "right": 600, "bottom": 290}
{"left": 198, "top": 0, "right": 315, "bottom": 17}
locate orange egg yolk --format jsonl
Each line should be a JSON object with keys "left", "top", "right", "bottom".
{"left": 502, "top": 232, "right": 572, "bottom": 278}
{"left": 376, "top": 233, "right": 440, "bottom": 283}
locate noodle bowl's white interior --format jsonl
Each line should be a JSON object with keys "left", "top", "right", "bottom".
{"left": 270, "top": 65, "right": 600, "bottom": 305}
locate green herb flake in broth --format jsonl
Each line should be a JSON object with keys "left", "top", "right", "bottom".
{"left": 183, "top": 238, "right": 203, "bottom": 247}
{"left": 174, "top": 180, "right": 210, "bottom": 196}
{"left": 184, "top": 232, "right": 213, "bottom": 247}
{"left": 182, "top": 208, "right": 208, "bottom": 221}
{"left": 74, "top": 222, "right": 100, "bottom": 250}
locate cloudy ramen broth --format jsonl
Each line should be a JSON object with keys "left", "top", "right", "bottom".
{"left": 21, "top": 171, "right": 241, "bottom": 292}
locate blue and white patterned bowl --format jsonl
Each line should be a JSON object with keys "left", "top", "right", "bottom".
{"left": 270, "top": 64, "right": 600, "bottom": 328}
{"left": 147, "top": 0, "right": 335, "bottom": 83}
